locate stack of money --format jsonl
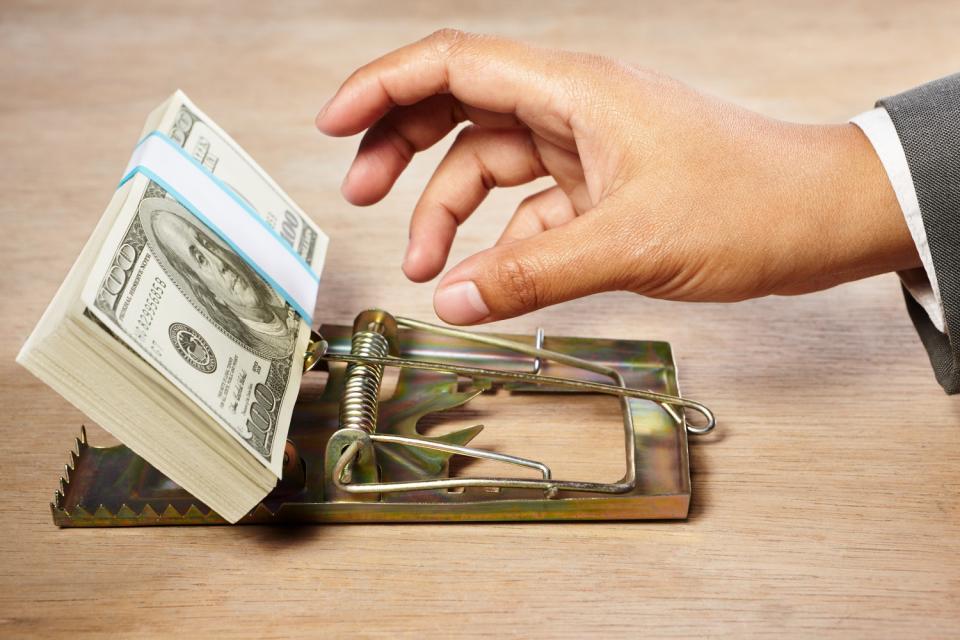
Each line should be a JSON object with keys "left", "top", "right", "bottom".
{"left": 18, "top": 92, "right": 328, "bottom": 523}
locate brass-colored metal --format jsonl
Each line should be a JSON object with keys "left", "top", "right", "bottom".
{"left": 301, "top": 336, "right": 327, "bottom": 373}
{"left": 315, "top": 311, "right": 713, "bottom": 499}
{"left": 51, "top": 310, "right": 713, "bottom": 526}
{"left": 306, "top": 316, "right": 708, "bottom": 432}
{"left": 338, "top": 328, "right": 390, "bottom": 433}
{"left": 351, "top": 309, "right": 400, "bottom": 356}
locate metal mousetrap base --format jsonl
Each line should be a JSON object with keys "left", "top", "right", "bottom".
{"left": 51, "top": 312, "right": 712, "bottom": 526}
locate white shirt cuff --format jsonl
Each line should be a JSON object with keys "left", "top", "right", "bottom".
{"left": 850, "top": 107, "right": 947, "bottom": 333}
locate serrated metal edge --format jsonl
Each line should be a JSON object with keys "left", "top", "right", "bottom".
{"left": 249, "top": 503, "right": 276, "bottom": 520}
{"left": 140, "top": 504, "right": 160, "bottom": 520}
{"left": 51, "top": 426, "right": 89, "bottom": 519}
{"left": 56, "top": 498, "right": 228, "bottom": 527}
{"left": 51, "top": 426, "right": 236, "bottom": 527}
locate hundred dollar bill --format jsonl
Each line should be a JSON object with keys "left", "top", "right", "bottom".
{"left": 79, "top": 93, "right": 326, "bottom": 476}
{"left": 152, "top": 95, "right": 324, "bottom": 268}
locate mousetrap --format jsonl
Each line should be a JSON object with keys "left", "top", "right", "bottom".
{"left": 51, "top": 310, "right": 715, "bottom": 526}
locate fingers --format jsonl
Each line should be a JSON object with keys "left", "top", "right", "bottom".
{"left": 496, "top": 186, "right": 578, "bottom": 245}
{"left": 341, "top": 95, "right": 460, "bottom": 206}
{"left": 403, "top": 126, "right": 548, "bottom": 283}
{"left": 341, "top": 95, "right": 522, "bottom": 206}
{"left": 433, "top": 197, "right": 630, "bottom": 324}
{"left": 316, "top": 29, "right": 573, "bottom": 140}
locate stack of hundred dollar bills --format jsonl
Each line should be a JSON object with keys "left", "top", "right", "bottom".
{"left": 18, "top": 91, "right": 328, "bottom": 523}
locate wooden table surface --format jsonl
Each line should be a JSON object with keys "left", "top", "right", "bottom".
{"left": 2, "top": 1, "right": 959, "bottom": 637}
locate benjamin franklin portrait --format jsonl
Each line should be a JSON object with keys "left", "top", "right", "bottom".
{"left": 138, "top": 196, "right": 298, "bottom": 360}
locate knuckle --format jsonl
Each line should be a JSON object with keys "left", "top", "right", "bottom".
{"left": 427, "top": 28, "right": 470, "bottom": 55}
{"left": 451, "top": 125, "right": 496, "bottom": 189}
{"left": 343, "top": 65, "right": 368, "bottom": 89}
{"left": 517, "top": 191, "right": 540, "bottom": 210}
{"left": 556, "top": 52, "right": 621, "bottom": 107}
{"left": 494, "top": 251, "right": 543, "bottom": 311}
{"left": 382, "top": 127, "right": 414, "bottom": 163}
{"left": 557, "top": 52, "right": 662, "bottom": 121}
{"left": 564, "top": 51, "right": 622, "bottom": 81}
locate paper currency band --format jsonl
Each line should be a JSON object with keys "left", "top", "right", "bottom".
{"left": 119, "top": 132, "right": 320, "bottom": 324}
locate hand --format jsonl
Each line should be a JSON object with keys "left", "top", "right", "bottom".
{"left": 316, "top": 30, "right": 919, "bottom": 325}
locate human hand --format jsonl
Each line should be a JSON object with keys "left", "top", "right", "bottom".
{"left": 316, "top": 30, "right": 919, "bottom": 325}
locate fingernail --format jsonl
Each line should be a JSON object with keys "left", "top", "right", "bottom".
{"left": 434, "top": 281, "right": 490, "bottom": 324}
{"left": 319, "top": 95, "right": 334, "bottom": 116}
{"left": 340, "top": 159, "right": 363, "bottom": 197}
{"left": 316, "top": 95, "right": 336, "bottom": 127}
{"left": 402, "top": 242, "right": 417, "bottom": 270}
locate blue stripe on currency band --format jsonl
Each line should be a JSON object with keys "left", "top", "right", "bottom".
{"left": 119, "top": 131, "right": 320, "bottom": 284}
{"left": 118, "top": 164, "right": 314, "bottom": 324}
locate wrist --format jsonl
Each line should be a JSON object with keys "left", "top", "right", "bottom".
{"left": 833, "top": 122, "right": 920, "bottom": 272}
{"left": 774, "top": 123, "right": 920, "bottom": 295}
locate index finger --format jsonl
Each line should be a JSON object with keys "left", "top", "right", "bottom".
{"left": 315, "top": 29, "right": 573, "bottom": 139}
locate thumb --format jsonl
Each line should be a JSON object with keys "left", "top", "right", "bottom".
{"left": 432, "top": 203, "right": 629, "bottom": 324}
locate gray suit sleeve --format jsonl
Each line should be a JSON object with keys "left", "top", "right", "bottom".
{"left": 877, "top": 74, "right": 960, "bottom": 393}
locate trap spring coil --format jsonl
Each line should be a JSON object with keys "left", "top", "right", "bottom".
{"left": 310, "top": 310, "right": 716, "bottom": 499}
{"left": 339, "top": 329, "right": 389, "bottom": 433}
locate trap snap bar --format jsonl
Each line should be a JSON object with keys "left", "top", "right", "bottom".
{"left": 52, "top": 309, "right": 715, "bottom": 526}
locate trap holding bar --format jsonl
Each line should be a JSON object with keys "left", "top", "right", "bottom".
{"left": 312, "top": 309, "right": 714, "bottom": 500}
{"left": 51, "top": 309, "right": 715, "bottom": 525}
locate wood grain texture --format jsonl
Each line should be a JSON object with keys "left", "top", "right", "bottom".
{"left": 1, "top": 1, "right": 959, "bottom": 637}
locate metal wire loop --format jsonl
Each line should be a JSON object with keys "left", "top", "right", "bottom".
{"left": 307, "top": 311, "right": 716, "bottom": 498}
